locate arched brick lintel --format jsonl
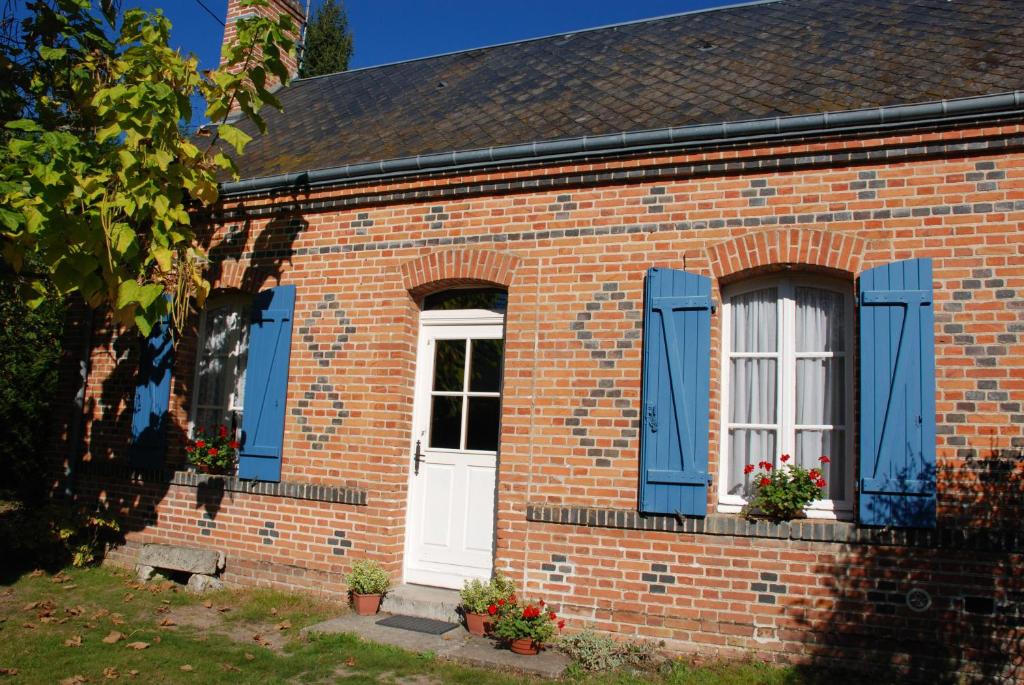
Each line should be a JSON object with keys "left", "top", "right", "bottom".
{"left": 708, "top": 229, "right": 866, "bottom": 283}
{"left": 401, "top": 249, "right": 521, "bottom": 298}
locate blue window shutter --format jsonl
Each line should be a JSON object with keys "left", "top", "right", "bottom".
{"left": 129, "top": 318, "right": 174, "bottom": 468}
{"left": 238, "top": 285, "right": 296, "bottom": 482}
{"left": 858, "top": 258, "right": 937, "bottom": 528}
{"left": 639, "top": 267, "right": 712, "bottom": 516}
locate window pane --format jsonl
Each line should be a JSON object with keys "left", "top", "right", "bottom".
{"left": 429, "top": 396, "right": 462, "bottom": 449}
{"left": 424, "top": 288, "right": 507, "bottom": 312}
{"left": 469, "top": 339, "right": 503, "bottom": 392}
{"left": 795, "top": 358, "right": 845, "bottom": 425}
{"left": 795, "top": 287, "right": 845, "bottom": 352}
{"left": 432, "top": 339, "right": 466, "bottom": 391}
{"left": 727, "top": 428, "right": 776, "bottom": 496}
{"left": 729, "top": 358, "right": 777, "bottom": 424}
{"left": 730, "top": 288, "right": 777, "bottom": 353}
{"left": 795, "top": 429, "right": 844, "bottom": 500}
{"left": 466, "top": 397, "right": 501, "bottom": 451}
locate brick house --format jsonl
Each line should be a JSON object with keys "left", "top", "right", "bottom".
{"left": 57, "top": 0, "right": 1024, "bottom": 679}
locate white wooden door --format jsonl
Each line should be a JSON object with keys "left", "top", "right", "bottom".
{"left": 404, "top": 312, "right": 504, "bottom": 588}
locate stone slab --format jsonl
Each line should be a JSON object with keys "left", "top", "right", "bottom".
{"left": 138, "top": 543, "right": 224, "bottom": 575}
{"left": 380, "top": 583, "right": 461, "bottom": 623}
{"left": 304, "top": 613, "right": 568, "bottom": 679}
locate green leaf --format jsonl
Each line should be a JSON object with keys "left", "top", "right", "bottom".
{"left": 96, "top": 123, "right": 121, "bottom": 143}
{"left": 5, "top": 119, "right": 42, "bottom": 132}
{"left": 216, "top": 124, "right": 252, "bottom": 155}
{"left": 39, "top": 46, "right": 67, "bottom": 60}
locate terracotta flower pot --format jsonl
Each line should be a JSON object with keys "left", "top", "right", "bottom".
{"left": 509, "top": 637, "right": 539, "bottom": 655}
{"left": 464, "top": 611, "right": 492, "bottom": 636}
{"left": 352, "top": 592, "right": 382, "bottom": 616}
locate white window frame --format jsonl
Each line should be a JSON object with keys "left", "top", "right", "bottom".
{"left": 717, "top": 274, "right": 855, "bottom": 519}
{"left": 187, "top": 292, "right": 251, "bottom": 439}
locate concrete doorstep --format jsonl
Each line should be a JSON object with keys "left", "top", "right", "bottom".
{"left": 303, "top": 613, "right": 570, "bottom": 679}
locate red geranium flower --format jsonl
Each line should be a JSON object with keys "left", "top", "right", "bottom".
{"left": 763, "top": 462, "right": 773, "bottom": 471}
{"left": 743, "top": 464, "right": 755, "bottom": 475}
{"left": 208, "top": 447, "right": 217, "bottom": 456}
{"left": 219, "top": 425, "right": 228, "bottom": 437}
{"left": 195, "top": 440, "right": 205, "bottom": 449}
{"left": 558, "top": 620, "right": 565, "bottom": 630}
{"left": 497, "top": 598, "right": 505, "bottom": 607}
{"left": 816, "top": 478, "right": 827, "bottom": 488}
{"left": 809, "top": 469, "right": 820, "bottom": 480}
{"left": 819, "top": 455, "right": 831, "bottom": 464}
{"left": 549, "top": 612, "right": 556, "bottom": 620}
{"left": 539, "top": 599, "right": 545, "bottom": 607}
{"left": 508, "top": 595, "right": 516, "bottom": 604}
{"left": 780, "top": 454, "right": 790, "bottom": 463}
{"left": 759, "top": 476, "right": 771, "bottom": 487}
{"left": 229, "top": 440, "right": 240, "bottom": 449}
{"left": 487, "top": 604, "right": 497, "bottom": 615}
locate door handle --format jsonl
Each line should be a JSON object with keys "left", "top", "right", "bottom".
{"left": 413, "top": 440, "right": 423, "bottom": 475}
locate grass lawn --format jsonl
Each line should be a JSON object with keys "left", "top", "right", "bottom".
{"left": 0, "top": 565, "right": 839, "bottom": 684}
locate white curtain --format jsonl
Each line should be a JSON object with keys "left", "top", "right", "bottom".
{"left": 195, "top": 303, "right": 249, "bottom": 434}
{"left": 727, "top": 289, "right": 777, "bottom": 495}
{"left": 793, "top": 287, "right": 845, "bottom": 498}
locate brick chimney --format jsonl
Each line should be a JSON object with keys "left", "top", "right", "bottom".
{"left": 220, "top": 0, "right": 306, "bottom": 83}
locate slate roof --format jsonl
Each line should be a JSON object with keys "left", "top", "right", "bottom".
{"left": 230, "top": 0, "right": 1024, "bottom": 181}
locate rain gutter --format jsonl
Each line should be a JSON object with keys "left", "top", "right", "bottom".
{"left": 220, "top": 91, "right": 1024, "bottom": 198}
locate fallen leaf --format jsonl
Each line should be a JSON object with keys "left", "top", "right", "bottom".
{"left": 159, "top": 617, "right": 175, "bottom": 627}
{"left": 30, "top": 569, "right": 44, "bottom": 577}
{"left": 0, "top": 668, "right": 19, "bottom": 676}
{"left": 344, "top": 657, "right": 356, "bottom": 667}
{"left": 62, "top": 584, "right": 78, "bottom": 590}
{"left": 179, "top": 665, "right": 193, "bottom": 672}
{"left": 103, "top": 666, "right": 119, "bottom": 680}
{"left": 22, "top": 622, "right": 36, "bottom": 629}
{"left": 109, "top": 613, "right": 125, "bottom": 625}
{"left": 217, "top": 606, "right": 230, "bottom": 613}
{"left": 83, "top": 622, "right": 96, "bottom": 629}
{"left": 122, "top": 593, "right": 134, "bottom": 603}
{"left": 152, "top": 635, "right": 162, "bottom": 644}
{"left": 154, "top": 605, "right": 169, "bottom": 615}
{"left": 59, "top": 675, "right": 86, "bottom": 685}
{"left": 220, "top": 664, "right": 241, "bottom": 673}
{"left": 160, "top": 599, "right": 171, "bottom": 605}
{"left": 127, "top": 671, "right": 139, "bottom": 677}
{"left": 125, "top": 642, "right": 149, "bottom": 650}
{"left": 161, "top": 581, "right": 175, "bottom": 591}
{"left": 92, "top": 609, "right": 110, "bottom": 620}
{"left": 51, "top": 573, "right": 70, "bottom": 584}
{"left": 275, "top": 619, "right": 291, "bottom": 631}
{"left": 64, "top": 635, "right": 83, "bottom": 647}
{"left": 270, "top": 607, "right": 277, "bottom": 615}
{"left": 203, "top": 600, "right": 213, "bottom": 609}
{"left": 66, "top": 605, "right": 86, "bottom": 617}
{"left": 243, "top": 653, "right": 255, "bottom": 661}
{"left": 102, "top": 631, "right": 124, "bottom": 644}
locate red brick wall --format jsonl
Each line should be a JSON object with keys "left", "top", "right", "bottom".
{"left": 73, "top": 119, "right": 1024, "bottom": 680}
{"left": 220, "top": 0, "right": 303, "bottom": 83}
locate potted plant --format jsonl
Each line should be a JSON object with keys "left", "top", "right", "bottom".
{"left": 743, "top": 454, "right": 830, "bottom": 521}
{"left": 492, "top": 597, "right": 564, "bottom": 655}
{"left": 459, "top": 572, "right": 516, "bottom": 636}
{"left": 186, "top": 425, "right": 239, "bottom": 475}
{"left": 346, "top": 559, "right": 390, "bottom": 616}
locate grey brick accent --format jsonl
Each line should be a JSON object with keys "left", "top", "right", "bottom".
{"left": 80, "top": 462, "right": 368, "bottom": 506}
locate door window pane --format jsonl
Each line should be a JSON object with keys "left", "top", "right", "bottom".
{"left": 432, "top": 340, "right": 465, "bottom": 391}
{"left": 466, "top": 396, "right": 501, "bottom": 451}
{"left": 429, "top": 396, "right": 462, "bottom": 449}
{"left": 469, "top": 339, "right": 503, "bottom": 392}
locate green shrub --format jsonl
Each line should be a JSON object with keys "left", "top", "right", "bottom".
{"left": 459, "top": 571, "right": 516, "bottom": 613}
{"left": 345, "top": 559, "right": 390, "bottom": 595}
{"left": 559, "top": 628, "right": 664, "bottom": 673}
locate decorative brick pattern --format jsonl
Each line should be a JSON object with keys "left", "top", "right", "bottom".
{"left": 641, "top": 563, "right": 676, "bottom": 594}
{"left": 424, "top": 205, "right": 449, "bottom": 230}
{"left": 741, "top": 178, "right": 776, "bottom": 207}
{"left": 327, "top": 529, "right": 352, "bottom": 556}
{"left": 258, "top": 521, "right": 278, "bottom": 545}
{"left": 547, "top": 193, "right": 577, "bottom": 220}
{"left": 293, "top": 295, "right": 354, "bottom": 450}
{"left": 540, "top": 554, "right": 574, "bottom": 584}
{"left": 197, "top": 512, "right": 216, "bottom": 537}
{"left": 642, "top": 186, "right": 674, "bottom": 213}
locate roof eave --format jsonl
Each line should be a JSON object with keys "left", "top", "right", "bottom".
{"left": 219, "top": 91, "right": 1024, "bottom": 198}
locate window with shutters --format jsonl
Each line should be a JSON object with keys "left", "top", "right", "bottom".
{"left": 718, "top": 275, "right": 855, "bottom": 518}
{"left": 190, "top": 293, "right": 251, "bottom": 437}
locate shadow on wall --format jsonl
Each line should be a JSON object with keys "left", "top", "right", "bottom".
{"left": 793, "top": 449, "right": 1024, "bottom": 683}
{"left": 64, "top": 208, "right": 307, "bottom": 554}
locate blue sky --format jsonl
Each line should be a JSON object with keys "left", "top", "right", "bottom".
{"left": 127, "top": 0, "right": 730, "bottom": 74}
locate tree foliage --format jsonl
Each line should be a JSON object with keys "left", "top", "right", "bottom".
{"left": 0, "top": 263, "right": 65, "bottom": 502}
{"left": 0, "top": 0, "right": 297, "bottom": 335}
{"left": 298, "top": 0, "right": 352, "bottom": 79}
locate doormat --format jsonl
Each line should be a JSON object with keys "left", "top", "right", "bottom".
{"left": 375, "top": 614, "right": 460, "bottom": 635}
